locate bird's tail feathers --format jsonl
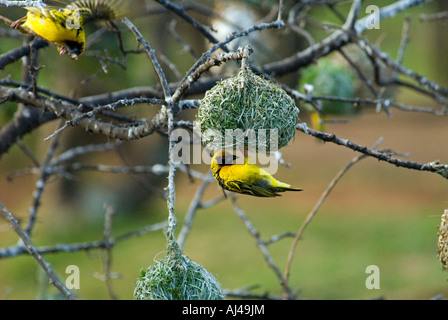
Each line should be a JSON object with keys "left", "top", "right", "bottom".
{"left": 278, "top": 186, "right": 302, "bottom": 192}
{"left": 270, "top": 179, "right": 302, "bottom": 192}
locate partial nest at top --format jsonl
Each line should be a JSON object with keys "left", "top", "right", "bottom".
{"left": 195, "top": 62, "right": 300, "bottom": 152}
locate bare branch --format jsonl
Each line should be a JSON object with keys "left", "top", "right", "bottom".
{"left": 0, "top": 221, "right": 167, "bottom": 259}
{"left": 0, "top": 201, "right": 76, "bottom": 300}
{"left": 0, "top": 0, "right": 45, "bottom": 7}
{"left": 296, "top": 124, "right": 448, "bottom": 179}
{"left": 263, "top": 0, "right": 432, "bottom": 76}
{"left": 177, "top": 180, "right": 210, "bottom": 250}
{"left": 99, "top": 204, "right": 118, "bottom": 300}
{"left": 231, "top": 196, "right": 295, "bottom": 299}
{"left": 283, "top": 153, "right": 367, "bottom": 299}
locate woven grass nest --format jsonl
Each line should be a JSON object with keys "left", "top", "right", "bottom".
{"left": 195, "top": 66, "right": 300, "bottom": 152}
{"left": 133, "top": 247, "right": 224, "bottom": 300}
{"left": 438, "top": 209, "right": 448, "bottom": 271}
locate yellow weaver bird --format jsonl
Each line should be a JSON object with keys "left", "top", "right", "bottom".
{"left": 11, "top": 0, "right": 126, "bottom": 59}
{"left": 211, "top": 151, "right": 302, "bottom": 197}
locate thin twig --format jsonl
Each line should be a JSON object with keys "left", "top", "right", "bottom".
{"left": 296, "top": 124, "right": 448, "bottom": 178}
{"left": 24, "top": 120, "right": 63, "bottom": 237}
{"left": 0, "top": 0, "right": 45, "bottom": 7}
{"left": 100, "top": 204, "right": 118, "bottom": 300}
{"left": 154, "top": 0, "right": 227, "bottom": 50}
{"left": 231, "top": 196, "right": 295, "bottom": 299}
{"left": 263, "top": 0, "right": 433, "bottom": 76}
{"left": 177, "top": 180, "right": 210, "bottom": 250}
{"left": 223, "top": 286, "right": 283, "bottom": 300}
{"left": 122, "top": 17, "right": 177, "bottom": 243}
{"left": 0, "top": 201, "right": 76, "bottom": 300}
{"left": 0, "top": 221, "right": 167, "bottom": 259}
{"left": 282, "top": 153, "right": 367, "bottom": 299}
{"left": 282, "top": 137, "right": 387, "bottom": 299}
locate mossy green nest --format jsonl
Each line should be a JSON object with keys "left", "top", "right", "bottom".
{"left": 133, "top": 251, "right": 224, "bottom": 300}
{"left": 438, "top": 209, "right": 448, "bottom": 271}
{"left": 195, "top": 66, "right": 300, "bottom": 152}
{"left": 300, "top": 59, "right": 356, "bottom": 115}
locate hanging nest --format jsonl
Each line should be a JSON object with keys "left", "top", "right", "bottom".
{"left": 300, "top": 58, "right": 356, "bottom": 116}
{"left": 195, "top": 66, "right": 300, "bottom": 152}
{"left": 438, "top": 209, "right": 448, "bottom": 271}
{"left": 133, "top": 242, "right": 224, "bottom": 300}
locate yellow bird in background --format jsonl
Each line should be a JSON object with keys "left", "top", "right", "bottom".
{"left": 211, "top": 151, "right": 302, "bottom": 197}
{"left": 11, "top": 0, "right": 126, "bottom": 59}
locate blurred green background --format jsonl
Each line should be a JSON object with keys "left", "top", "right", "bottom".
{"left": 0, "top": 0, "right": 448, "bottom": 300}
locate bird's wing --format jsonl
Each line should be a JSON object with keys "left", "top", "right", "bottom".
{"left": 226, "top": 180, "right": 279, "bottom": 197}
{"left": 70, "top": 0, "right": 127, "bottom": 22}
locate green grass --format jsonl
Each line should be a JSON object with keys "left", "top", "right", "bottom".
{"left": 181, "top": 202, "right": 447, "bottom": 300}
{"left": 2, "top": 199, "right": 445, "bottom": 300}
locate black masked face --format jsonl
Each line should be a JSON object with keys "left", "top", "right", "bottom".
{"left": 65, "top": 40, "right": 84, "bottom": 59}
